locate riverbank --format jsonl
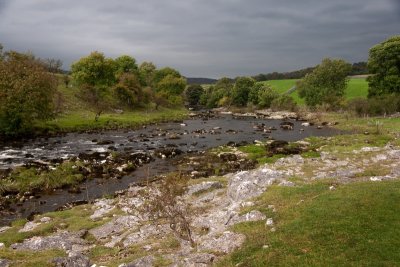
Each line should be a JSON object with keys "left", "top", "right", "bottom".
{"left": 0, "top": 122, "right": 399, "bottom": 266}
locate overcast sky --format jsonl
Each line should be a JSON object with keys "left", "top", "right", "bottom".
{"left": 0, "top": 0, "right": 399, "bottom": 78}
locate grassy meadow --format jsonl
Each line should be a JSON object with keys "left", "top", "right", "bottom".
{"left": 258, "top": 77, "right": 369, "bottom": 105}
{"left": 35, "top": 81, "right": 188, "bottom": 134}
{"left": 217, "top": 179, "right": 400, "bottom": 267}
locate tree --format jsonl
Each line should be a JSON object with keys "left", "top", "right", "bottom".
{"left": 114, "top": 55, "right": 138, "bottom": 79}
{"left": 0, "top": 51, "right": 57, "bottom": 135}
{"left": 42, "top": 58, "right": 63, "bottom": 73}
{"left": 231, "top": 77, "right": 255, "bottom": 106}
{"left": 367, "top": 35, "right": 400, "bottom": 97}
{"left": 185, "top": 85, "right": 204, "bottom": 106}
{"left": 138, "top": 173, "right": 195, "bottom": 247}
{"left": 257, "top": 86, "right": 279, "bottom": 108}
{"left": 297, "top": 58, "right": 351, "bottom": 108}
{"left": 248, "top": 83, "right": 264, "bottom": 105}
{"left": 71, "top": 51, "right": 116, "bottom": 88}
{"left": 157, "top": 74, "right": 187, "bottom": 95}
{"left": 113, "top": 73, "right": 143, "bottom": 108}
{"left": 139, "top": 61, "right": 156, "bottom": 86}
{"left": 71, "top": 52, "right": 116, "bottom": 120}
{"left": 154, "top": 67, "right": 181, "bottom": 85}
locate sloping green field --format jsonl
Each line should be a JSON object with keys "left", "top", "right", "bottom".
{"left": 258, "top": 77, "right": 369, "bottom": 105}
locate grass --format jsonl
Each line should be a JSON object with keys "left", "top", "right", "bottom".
{"left": 345, "top": 78, "right": 369, "bottom": 99}
{"left": 317, "top": 113, "right": 400, "bottom": 139}
{"left": 0, "top": 204, "right": 111, "bottom": 246}
{"left": 33, "top": 83, "right": 188, "bottom": 134}
{"left": 217, "top": 179, "right": 400, "bottom": 266}
{"left": 0, "top": 161, "right": 86, "bottom": 196}
{"left": 0, "top": 248, "right": 66, "bottom": 267}
{"left": 258, "top": 78, "right": 369, "bottom": 105}
{"left": 40, "top": 107, "right": 187, "bottom": 133}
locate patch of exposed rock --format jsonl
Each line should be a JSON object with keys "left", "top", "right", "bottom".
{"left": 11, "top": 230, "right": 89, "bottom": 252}
{"left": 53, "top": 253, "right": 91, "bottom": 267}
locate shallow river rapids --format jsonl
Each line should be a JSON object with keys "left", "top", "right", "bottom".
{"left": 0, "top": 113, "right": 339, "bottom": 225}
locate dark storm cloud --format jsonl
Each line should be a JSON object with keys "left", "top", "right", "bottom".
{"left": 0, "top": 0, "right": 399, "bottom": 78}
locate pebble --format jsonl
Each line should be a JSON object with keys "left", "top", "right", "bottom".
{"left": 266, "top": 218, "right": 274, "bottom": 226}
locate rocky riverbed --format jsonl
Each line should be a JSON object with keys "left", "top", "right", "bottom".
{"left": 1, "top": 137, "right": 398, "bottom": 267}
{"left": 0, "top": 110, "right": 340, "bottom": 225}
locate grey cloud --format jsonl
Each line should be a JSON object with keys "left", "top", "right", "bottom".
{"left": 0, "top": 0, "right": 399, "bottom": 78}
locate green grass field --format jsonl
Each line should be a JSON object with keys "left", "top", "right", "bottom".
{"left": 258, "top": 77, "right": 369, "bottom": 105}
{"left": 217, "top": 179, "right": 400, "bottom": 266}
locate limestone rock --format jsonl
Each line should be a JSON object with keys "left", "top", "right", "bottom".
{"left": 122, "top": 224, "right": 170, "bottom": 247}
{"left": 182, "top": 253, "right": 215, "bottom": 267}
{"left": 90, "top": 199, "right": 115, "bottom": 220}
{"left": 227, "top": 168, "right": 283, "bottom": 202}
{"left": 266, "top": 218, "right": 274, "bottom": 226}
{"left": 230, "top": 210, "right": 266, "bottom": 225}
{"left": 53, "top": 253, "right": 91, "bottom": 267}
{"left": 278, "top": 180, "right": 296, "bottom": 187}
{"left": 187, "top": 181, "right": 223, "bottom": 196}
{"left": 11, "top": 230, "right": 88, "bottom": 252}
{"left": 120, "top": 255, "right": 155, "bottom": 267}
{"left": 0, "top": 259, "right": 10, "bottom": 267}
{"left": 198, "top": 231, "right": 246, "bottom": 254}
{"left": 40, "top": 217, "right": 52, "bottom": 223}
{"left": 0, "top": 227, "right": 11, "bottom": 234}
{"left": 89, "top": 216, "right": 139, "bottom": 241}
{"left": 18, "top": 221, "right": 41, "bottom": 233}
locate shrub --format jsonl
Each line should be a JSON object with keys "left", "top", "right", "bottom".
{"left": 0, "top": 51, "right": 57, "bottom": 135}
{"left": 185, "top": 85, "right": 204, "bottom": 106}
{"left": 271, "top": 95, "right": 298, "bottom": 111}
{"left": 346, "top": 95, "right": 400, "bottom": 116}
{"left": 258, "top": 87, "right": 280, "bottom": 108}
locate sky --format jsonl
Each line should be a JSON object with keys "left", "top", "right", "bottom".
{"left": 0, "top": 0, "right": 399, "bottom": 78}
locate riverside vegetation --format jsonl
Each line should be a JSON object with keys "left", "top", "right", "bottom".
{"left": 0, "top": 35, "right": 399, "bottom": 266}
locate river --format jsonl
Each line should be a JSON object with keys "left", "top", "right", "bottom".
{"left": 0, "top": 112, "right": 339, "bottom": 225}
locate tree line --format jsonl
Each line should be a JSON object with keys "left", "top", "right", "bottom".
{"left": 0, "top": 47, "right": 187, "bottom": 136}
{"left": 252, "top": 62, "right": 368, "bottom": 82}
{"left": 0, "top": 35, "right": 399, "bottom": 136}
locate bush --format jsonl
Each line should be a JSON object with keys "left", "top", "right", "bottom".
{"left": 185, "top": 85, "right": 204, "bottom": 106}
{"left": 271, "top": 95, "right": 298, "bottom": 111}
{"left": 0, "top": 51, "right": 57, "bottom": 135}
{"left": 346, "top": 95, "right": 400, "bottom": 116}
{"left": 258, "top": 87, "right": 280, "bottom": 108}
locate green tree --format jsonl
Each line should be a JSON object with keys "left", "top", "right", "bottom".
{"left": 248, "top": 83, "right": 264, "bottom": 105}
{"left": 0, "top": 51, "right": 57, "bottom": 135}
{"left": 297, "top": 58, "right": 351, "bottom": 108}
{"left": 157, "top": 74, "right": 187, "bottom": 95}
{"left": 113, "top": 73, "right": 143, "bottom": 108}
{"left": 367, "top": 35, "right": 400, "bottom": 97}
{"left": 71, "top": 51, "right": 116, "bottom": 88}
{"left": 231, "top": 77, "right": 255, "bottom": 106}
{"left": 114, "top": 55, "right": 138, "bottom": 78}
{"left": 185, "top": 85, "right": 204, "bottom": 106}
{"left": 257, "top": 86, "right": 279, "bottom": 108}
{"left": 154, "top": 67, "right": 181, "bottom": 85}
{"left": 139, "top": 61, "right": 156, "bottom": 86}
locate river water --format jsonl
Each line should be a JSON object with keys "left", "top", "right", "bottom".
{"left": 0, "top": 113, "right": 339, "bottom": 225}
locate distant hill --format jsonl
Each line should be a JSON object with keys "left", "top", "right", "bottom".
{"left": 186, "top": 77, "right": 218, "bottom": 85}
